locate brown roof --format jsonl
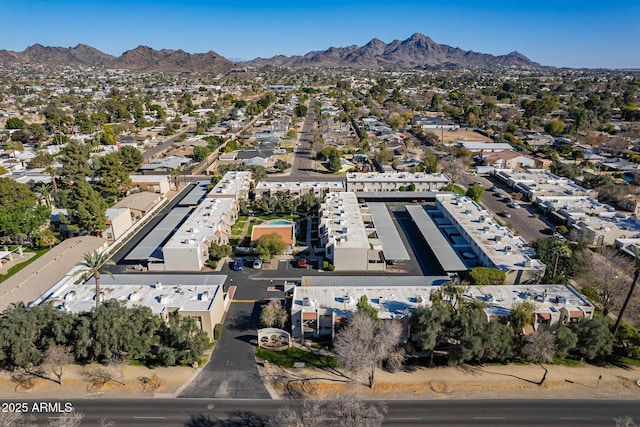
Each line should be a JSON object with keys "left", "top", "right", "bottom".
{"left": 113, "top": 191, "right": 162, "bottom": 212}
{"left": 537, "top": 313, "right": 551, "bottom": 320}
{"left": 569, "top": 310, "right": 584, "bottom": 318}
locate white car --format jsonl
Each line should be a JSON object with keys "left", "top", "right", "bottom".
{"left": 507, "top": 202, "right": 521, "bottom": 209}
{"left": 253, "top": 258, "right": 263, "bottom": 269}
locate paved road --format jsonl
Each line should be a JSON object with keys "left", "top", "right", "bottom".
{"left": 461, "top": 173, "right": 550, "bottom": 243}
{"left": 266, "top": 99, "right": 343, "bottom": 183}
{"left": 8, "top": 398, "right": 640, "bottom": 426}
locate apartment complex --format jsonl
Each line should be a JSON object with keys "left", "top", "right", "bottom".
{"left": 319, "top": 192, "right": 383, "bottom": 271}
{"left": 207, "top": 171, "right": 252, "bottom": 200}
{"left": 47, "top": 274, "right": 228, "bottom": 339}
{"left": 434, "top": 194, "right": 546, "bottom": 284}
{"left": 494, "top": 168, "right": 594, "bottom": 201}
{"left": 291, "top": 281, "right": 592, "bottom": 339}
{"left": 345, "top": 172, "right": 449, "bottom": 192}
{"left": 254, "top": 180, "right": 345, "bottom": 198}
{"left": 162, "top": 198, "right": 238, "bottom": 271}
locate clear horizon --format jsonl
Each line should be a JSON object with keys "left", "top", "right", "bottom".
{"left": 3, "top": 0, "right": 639, "bottom": 69}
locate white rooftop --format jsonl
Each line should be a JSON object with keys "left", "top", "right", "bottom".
{"left": 293, "top": 283, "right": 592, "bottom": 321}
{"left": 163, "top": 198, "right": 236, "bottom": 250}
{"left": 47, "top": 274, "right": 227, "bottom": 314}
{"left": 435, "top": 194, "right": 544, "bottom": 273}
{"left": 346, "top": 172, "right": 450, "bottom": 183}
{"left": 255, "top": 180, "right": 345, "bottom": 192}
{"left": 320, "top": 192, "right": 369, "bottom": 249}
{"left": 293, "top": 286, "right": 433, "bottom": 320}
{"left": 207, "top": 171, "right": 251, "bottom": 198}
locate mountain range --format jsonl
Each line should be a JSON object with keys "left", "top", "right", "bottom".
{"left": 0, "top": 33, "right": 539, "bottom": 71}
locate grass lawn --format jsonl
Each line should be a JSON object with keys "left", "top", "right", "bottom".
{"left": 256, "top": 346, "right": 338, "bottom": 369}
{"left": 0, "top": 248, "right": 49, "bottom": 283}
{"left": 552, "top": 357, "right": 586, "bottom": 367}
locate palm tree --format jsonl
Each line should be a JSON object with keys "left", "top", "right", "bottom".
{"left": 44, "top": 165, "right": 58, "bottom": 193}
{"left": 77, "top": 250, "right": 115, "bottom": 310}
{"left": 613, "top": 247, "right": 640, "bottom": 337}
{"left": 34, "top": 182, "right": 53, "bottom": 208}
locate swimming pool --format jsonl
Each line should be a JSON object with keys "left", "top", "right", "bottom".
{"left": 268, "top": 220, "right": 292, "bottom": 225}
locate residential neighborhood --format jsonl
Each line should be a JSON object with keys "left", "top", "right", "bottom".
{"left": 0, "top": 28, "right": 639, "bottom": 426}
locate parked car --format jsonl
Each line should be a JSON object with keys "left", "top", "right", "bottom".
{"left": 507, "top": 202, "right": 521, "bottom": 209}
{"left": 253, "top": 258, "right": 262, "bottom": 269}
{"left": 501, "top": 210, "right": 512, "bottom": 218}
{"left": 296, "top": 257, "right": 308, "bottom": 268}
{"left": 233, "top": 257, "right": 243, "bottom": 271}
{"left": 489, "top": 185, "right": 498, "bottom": 192}
{"left": 502, "top": 197, "right": 512, "bottom": 203}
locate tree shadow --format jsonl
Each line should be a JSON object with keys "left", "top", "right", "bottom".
{"left": 468, "top": 363, "right": 549, "bottom": 386}
{"left": 184, "top": 411, "right": 268, "bottom": 427}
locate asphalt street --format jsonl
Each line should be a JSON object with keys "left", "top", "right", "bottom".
{"left": 266, "top": 98, "right": 343, "bottom": 183}
{"left": 6, "top": 398, "right": 640, "bottom": 426}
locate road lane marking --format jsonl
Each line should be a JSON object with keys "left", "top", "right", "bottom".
{"left": 389, "top": 417, "right": 422, "bottom": 420}
{"left": 232, "top": 299, "right": 257, "bottom": 303}
{"left": 474, "top": 417, "right": 506, "bottom": 420}
{"left": 559, "top": 417, "right": 591, "bottom": 420}
{"left": 134, "top": 416, "right": 167, "bottom": 419}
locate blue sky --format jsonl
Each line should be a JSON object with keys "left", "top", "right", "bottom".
{"left": 5, "top": 0, "right": 639, "bottom": 68}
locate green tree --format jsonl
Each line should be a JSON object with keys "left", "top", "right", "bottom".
{"left": 0, "top": 178, "right": 50, "bottom": 246}
{"left": 209, "top": 243, "right": 232, "bottom": 260}
{"left": 67, "top": 181, "right": 107, "bottom": 234}
{"left": 158, "top": 316, "right": 210, "bottom": 365}
{"left": 375, "top": 149, "right": 394, "bottom": 165}
{"left": 77, "top": 250, "right": 115, "bottom": 310}
{"left": 465, "top": 183, "right": 485, "bottom": 203}
{"left": 274, "top": 159, "right": 291, "bottom": 172}
{"left": 255, "top": 233, "right": 288, "bottom": 261}
{"left": 412, "top": 303, "right": 450, "bottom": 366}
{"left": 554, "top": 326, "right": 578, "bottom": 358}
{"left": 99, "top": 125, "right": 117, "bottom": 145}
{"left": 544, "top": 119, "right": 565, "bottom": 135}
{"left": 5, "top": 117, "right": 26, "bottom": 129}
{"left": 356, "top": 295, "right": 379, "bottom": 322}
{"left": 421, "top": 151, "right": 438, "bottom": 173}
{"left": 60, "top": 140, "right": 92, "bottom": 185}
{"left": 118, "top": 145, "right": 144, "bottom": 172}
{"left": 510, "top": 300, "right": 537, "bottom": 334}
{"left": 192, "top": 146, "right": 211, "bottom": 162}
{"left": 95, "top": 152, "right": 131, "bottom": 202}
{"left": 328, "top": 151, "right": 342, "bottom": 173}
{"left": 467, "top": 267, "right": 506, "bottom": 286}
{"left": 570, "top": 317, "right": 613, "bottom": 361}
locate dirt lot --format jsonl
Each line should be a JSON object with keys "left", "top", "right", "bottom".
{"left": 438, "top": 129, "right": 493, "bottom": 145}
{"left": 259, "top": 361, "right": 640, "bottom": 401}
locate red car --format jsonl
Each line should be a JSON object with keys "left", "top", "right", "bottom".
{"left": 296, "top": 257, "right": 307, "bottom": 268}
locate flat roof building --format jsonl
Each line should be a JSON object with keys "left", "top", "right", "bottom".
{"left": 435, "top": 194, "right": 545, "bottom": 284}
{"left": 494, "top": 168, "right": 594, "bottom": 201}
{"left": 292, "top": 282, "right": 591, "bottom": 339}
{"left": 163, "top": 198, "right": 238, "bottom": 271}
{"left": 255, "top": 181, "right": 345, "bottom": 198}
{"left": 319, "top": 192, "right": 383, "bottom": 271}
{"left": 45, "top": 274, "right": 228, "bottom": 339}
{"left": 346, "top": 172, "right": 449, "bottom": 192}
{"left": 207, "top": 171, "right": 251, "bottom": 200}
{"left": 537, "top": 195, "right": 640, "bottom": 245}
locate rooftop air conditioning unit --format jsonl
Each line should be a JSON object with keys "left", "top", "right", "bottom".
{"left": 504, "top": 245, "right": 512, "bottom": 253}
{"left": 302, "top": 297, "right": 311, "bottom": 306}
{"left": 199, "top": 291, "right": 210, "bottom": 301}
{"left": 556, "top": 295, "right": 567, "bottom": 304}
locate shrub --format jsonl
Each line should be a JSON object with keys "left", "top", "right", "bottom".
{"left": 206, "top": 260, "right": 217, "bottom": 269}
{"left": 467, "top": 267, "right": 506, "bottom": 286}
{"left": 323, "top": 260, "right": 329, "bottom": 269}
{"left": 214, "top": 323, "right": 223, "bottom": 340}
{"left": 326, "top": 263, "right": 335, "bottom": 271}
